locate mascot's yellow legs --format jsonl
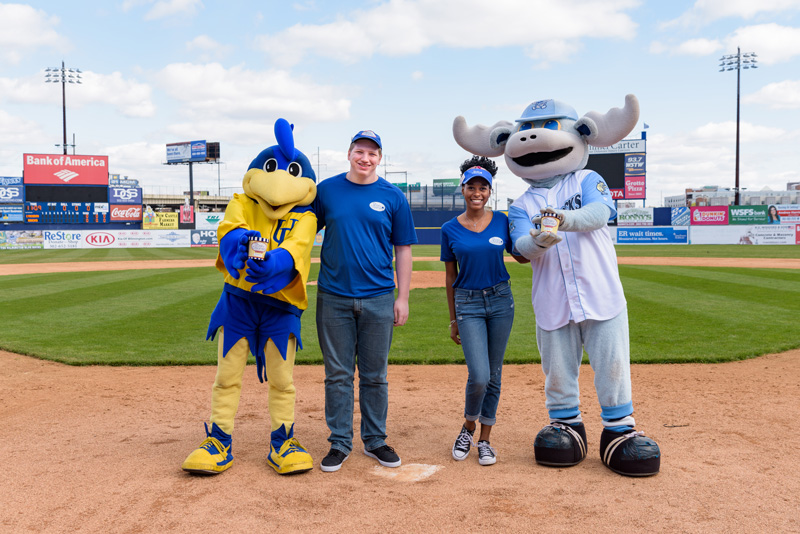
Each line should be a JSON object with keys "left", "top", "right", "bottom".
{"left": 211, "top": 328, "right": 296, "bottom": 434}
{"left": 204, "top": 328, "right": 312, "bottom": 475}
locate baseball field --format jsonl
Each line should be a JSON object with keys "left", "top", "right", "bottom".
{"left": 2, "top": 245, "right": 799, "bottom": 532}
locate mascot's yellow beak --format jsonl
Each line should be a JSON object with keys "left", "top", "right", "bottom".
{"left": 242, "top": 168, "right": 317, "bottom": 220}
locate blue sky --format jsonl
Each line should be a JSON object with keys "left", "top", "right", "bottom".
{"left": 1, "top": 1, "right": 799, "bottom": 208}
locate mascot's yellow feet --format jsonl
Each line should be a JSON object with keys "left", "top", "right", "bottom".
{"left": 182, "top": 422, "right": 233, "bottom": 475}
{"left": 268, "top": 423, "right": 313, "bottom": 475}
{"left": 268, "top": 437, "right": 313, "bottom": 475}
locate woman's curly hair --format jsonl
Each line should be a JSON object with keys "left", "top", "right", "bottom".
{"left": 459, "top": 155, "right": 498, "bottom": 177}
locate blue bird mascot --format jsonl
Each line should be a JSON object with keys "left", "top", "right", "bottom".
{"left": 182, "top": 118, "right": 317, "bottom": 476}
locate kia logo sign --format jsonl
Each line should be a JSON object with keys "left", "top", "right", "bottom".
{"left": 86, "top": 232, "right": 115, "bottom": 247}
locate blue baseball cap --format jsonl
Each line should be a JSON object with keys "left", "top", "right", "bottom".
{"left": 461, "top": 166, "right": 493, "bottom": 186}
{"left": 516, "top": 99, "right": 578, "bottom": 122}
{"left": 351, "top": 130, "right": 382, "bottom": 149}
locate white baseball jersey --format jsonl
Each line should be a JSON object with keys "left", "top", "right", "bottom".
{"left": 508, "top": 170, "right": 625, "bottom": 331}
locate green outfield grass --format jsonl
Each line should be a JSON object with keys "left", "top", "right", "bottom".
{"left": 0, "top": 247, "right": 797, "bottom": 366}
{"left": 2, "top": 244, "right": 798, "bottom": 265}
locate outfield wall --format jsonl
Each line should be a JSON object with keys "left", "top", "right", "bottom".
{"left": 2, "top": 224, "right": 798, "bottom": 250}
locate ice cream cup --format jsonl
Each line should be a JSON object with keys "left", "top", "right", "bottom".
{"left": 541, "top": 214, "right": 560, "bottom": 235}
{"left": 248, "top": 237, "right": 269, "bottom": 259}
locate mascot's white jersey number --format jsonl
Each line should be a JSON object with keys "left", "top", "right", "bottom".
{"left": 513, "top": 170, "right": 626, "bottom": 331}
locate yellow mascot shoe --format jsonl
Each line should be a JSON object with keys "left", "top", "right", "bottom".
{"left": 182, "top": 422, "right": 233, "bottom": 475}
{"left": 268, "top": 424, "right": 313, "bottom": 475}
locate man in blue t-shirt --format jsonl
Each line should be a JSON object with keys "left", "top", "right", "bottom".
{"left": 313, "top": 130, "right": 418, "bottom": 472}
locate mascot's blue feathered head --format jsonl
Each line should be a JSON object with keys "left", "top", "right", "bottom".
{"left": 243, "top": 118, "right": 317, "bottom": 220}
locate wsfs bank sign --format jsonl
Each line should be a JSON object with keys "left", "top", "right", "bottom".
{"left": 23, "top": 154, "right": 109, "bottom": 185}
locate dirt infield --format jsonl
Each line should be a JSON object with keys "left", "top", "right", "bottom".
{"left": 2, "top": 256, "right": 799, "bottom": 532}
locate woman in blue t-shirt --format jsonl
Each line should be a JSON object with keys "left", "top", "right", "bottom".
{"left": 440, "top": 156, "right": 528, "bottom": 466}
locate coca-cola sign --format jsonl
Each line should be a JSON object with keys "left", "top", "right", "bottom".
{"left": 110, "top": 204, "right": 143, "bottom": 221}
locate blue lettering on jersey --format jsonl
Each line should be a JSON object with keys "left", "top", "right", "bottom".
{"left": 561, "top": 193, "right": 582, "bottom": 211}
{"left": 273, "top": 218, "right": 297, "bottom": 244}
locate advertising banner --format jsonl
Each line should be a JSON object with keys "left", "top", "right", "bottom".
{"left": 0, "top": 185, "right": 23, "bottom": 203}
{"left": 142, "top": 212, "right": 178, "bottom": 230}
{"left": 42, "top": 230, "right": 84, "bottom": 249}
{"left": 691, "top": 224, "right": 798, "bottom": 245}
{"left": 109, "top": 175, "right": 139, "bottom": 187}
{"left": 588, "top": 139, "right": 646, "bottom": 154}
{"left": 609, "top": 188, "right": 624, "bottom": 200}
{"left": 166, "top": 141, "right": 206, "bottom": 163}
{"left": 191, "top": 229, "right": 218, "bottom": 247}
{"left": 110, "top": 204, "right": 143, "bottom": 222}
{"left": 0, "top": 176, "right": 23, "bottom": 186}
{"left": 729, "top": 205, "right": 768, "bottom": 225}
{"left": 690, "top": 206, "right": 729, "bottom": 225}
{"left": 195, "top": 212, "right": 224, "bottom": 230}
{"left": 617, "top": 207, "right": 654, "bottom": 226}
{"left": 0, "top": 230, "right": 43, "bottom": 249}
{"left": 0, "top": 204, "right": 24, "bottom": 222}
{"left": 624, "top": 153, "right": 646, "bottom": 175}
{"left": 43, "top": 229, "right": 192, "bottom": 249}
{"left": 23, "top": 154, "right": 109, "bottom": 185}
{"left": 671, "top": 207, "right": 690, "bottom": 226}
{"left": 616, "top": 226, "right": 688, "bottom": 244}
{"left": 771, "top": 204, "right": 800, "bottom": 224}
{"left": 624, "top": 176, "right": 646, "bottom": 199}
{"left": 109, "top": 187, "right": 142, "bottom": 204}
{"left": 180, "top": 204, "right": 194, "bottom": 223}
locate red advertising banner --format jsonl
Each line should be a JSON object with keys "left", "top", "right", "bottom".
{"left": 624, "top": 176, "right": 646, "bottom": 199}
{"left": 23, "top": 154, "right": 109, "bottom": 185}
{"left": 690, "top": 206, "right": 729, "bottom": 225}
{"left": 109, "top": 204, "right": 143, "bottom": 222}
{"left": 609, "top": 188, "right": 624, "bottom": 200}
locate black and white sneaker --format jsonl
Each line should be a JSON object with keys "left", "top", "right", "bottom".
{"left": 476, "top": 440, "right": 497, "bottom": 466}
{"left": 320, "top": 448, "right": 349, "bottom": 472}
{"left": 363, "top": 444, "right": 401, "bottom": 468}
{"left": 452, "top": 425, "right": 474, "bottom": 461}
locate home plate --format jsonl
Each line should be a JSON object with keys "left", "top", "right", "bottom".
{"left": 372, "top": 463, "right": 443, "bottom": 482}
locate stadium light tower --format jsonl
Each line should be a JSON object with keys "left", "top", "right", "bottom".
{"left": 44, "top": 61, "right": 82, "bottom": 155}
{"left": 719, "top": 47, "right": 757, "bottom": 206}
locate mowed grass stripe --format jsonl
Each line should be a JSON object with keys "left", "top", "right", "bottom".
{"left": 0, "top": 261, "right": 798, "bottom": 366}
{"left": 622, "top": 265, "right": 800, "bottom": 362}
{"left": 0, "top": 268, "right": 222, "bottom": 365}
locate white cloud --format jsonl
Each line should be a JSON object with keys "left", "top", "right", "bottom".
{"left": 154, "top": 63, "right": 351, "bottom": 123}
{"left": 411, "top": 71, "right": 423, "bottom": 81}
{"left": 123, "top": 0, "right": 203, "bottom": 20}
{"left": 186, "top": 35, "right": 232, "bottom": 61}
{"left": 144, "top": 0, "right": 203, "bottom": 20}
{"left": 0, "top": 4, "right": 66, "bottom": 63}
{"left": 0, "top": 71, "right": 154, "bottom": 118}
{"left": 255, "top": 0, "right": 639, "bottom": 67}
{"left": 664, "top": 0, "right": 800, "bottom": 27}
{"left": 723, "top": 24, "right": 800, "bottom": 65}
{"left": 744, "top": 80, "right": 800, "bottom": 109}
{"left": 675, "top": 38, "right": 722, "bottom": 56}
{"left": 0, "top": 109, "right": 46, "bottom": 145}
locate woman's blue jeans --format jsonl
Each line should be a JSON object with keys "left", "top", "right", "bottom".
{"left": 454, "top": 281, "right": 515, "bottom": 426}
{"left": 317, "top": 289, "right": 395, "bottom": 453}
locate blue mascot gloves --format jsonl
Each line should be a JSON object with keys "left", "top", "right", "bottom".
{"left": 245, "top": 248, "right": 296, "bottom": 294}
{"left": 220, "top": 229, "right": 261, "bottom": 279}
